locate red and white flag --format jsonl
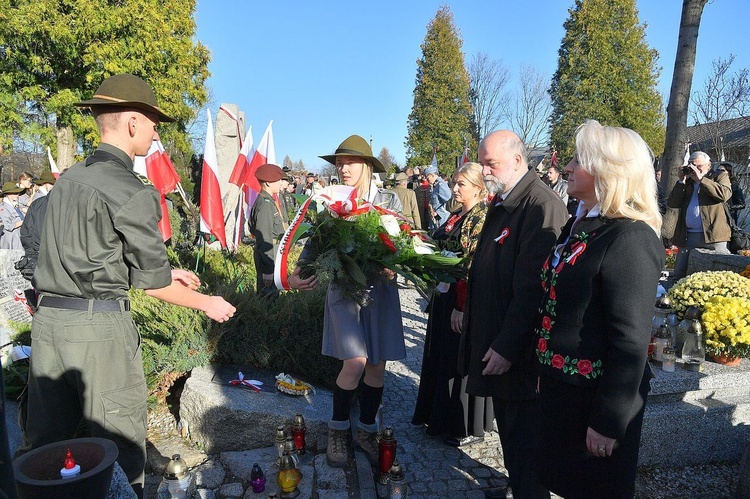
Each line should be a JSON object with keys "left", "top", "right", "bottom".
{"left": 228, "top": 127, "right": 254, "bottom": 187}
{"left": 460, "top": 145, "right": 469, "bottom": 165}
{"left": 134, "top": 136, "right": 181, "bottom": 241}
{"left": 47, "top": 147, "right": 60, "bottom": 178}
{"left": 200, "top": 110, "right": 228, "bottom": 249}
{"left": 550, "top": 150, "right": 558, "bottom": 169}
{"left": 243, "top": 121, "right": 276, "bottom": 213}
{"left": 227, "top": 127, "right": 254, "bottom": 248}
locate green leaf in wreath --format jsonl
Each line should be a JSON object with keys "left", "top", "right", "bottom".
{"left": 340, "top": 253, "right": 367, "bottom": 286}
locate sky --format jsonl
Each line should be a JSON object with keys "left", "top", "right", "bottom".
{"left": 195, "top": 0, "right": 749, "bottom": 172}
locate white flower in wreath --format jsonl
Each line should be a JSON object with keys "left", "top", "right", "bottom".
{"left": 380, "top": 214, "right": 401, "bottom": 237}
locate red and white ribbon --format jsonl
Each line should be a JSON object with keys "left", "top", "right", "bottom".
{"left": 229, "top": 372, "right": 263, "bottom": 392}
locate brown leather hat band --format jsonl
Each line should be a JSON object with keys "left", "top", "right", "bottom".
{"left": 335, "top": 147, "right": 369, "bottom": 156}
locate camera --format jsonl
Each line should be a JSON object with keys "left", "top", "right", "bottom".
{"left": 681, "top": 165, "right": 693, "bottom": 175}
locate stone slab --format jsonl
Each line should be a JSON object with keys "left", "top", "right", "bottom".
{"left": 640, "top": 358, "right": 750, "bottom": 467}
{"left": 179, "top": 364, "right": 332, "bottom": 454}
{"left": 687, "top": 248, "right": 750, "bottom": 275}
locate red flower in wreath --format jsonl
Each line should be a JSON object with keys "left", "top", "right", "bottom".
{"left": 378, "top": 232, "right": 397, "bottom": 253}
{"left": 551, "top": 354, "right": 565, "bottom": 369}
{"left": 537, "top": 338, "right": 547, "bottom": 353}
{"left": 399, "top": 223, "right": 412, "bottom": 233}
{"left": 542, "top": 316, "right": 553, "bottom": 331}
{"left": 549, "top": 286, "right": 556, "bottom": 301}
{"left": 577, "top": 359, "right": 593, "bottom": 376}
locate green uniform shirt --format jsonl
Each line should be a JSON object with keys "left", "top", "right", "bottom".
{"left": 248, "top": 190, "right": 285, "bottom": 275}
{"left": 33, "top": 143, "right": 172, "bottom": 299}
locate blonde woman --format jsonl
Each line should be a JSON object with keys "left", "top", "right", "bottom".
{"left": 534, "top": 120, "right": 664, "bottom": 497}
{"left": 289, "top": 135, "right": 404, "bottom": 468}
{"left": 412, "top": 162, "right": 492, "bottom": 447}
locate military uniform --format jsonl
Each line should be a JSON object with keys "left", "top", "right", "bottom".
{"left": 19, "top": 143, "right": 171, "bottom": 490}
{"left": 249, "top": 189, "right": 286, "bottom": 295}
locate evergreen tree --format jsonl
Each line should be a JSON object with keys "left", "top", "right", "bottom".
{"left": 549, "top": 0, "right": 665, "bottom": 161}
{"left": 283, "top": 155, "right": 294, "bottom": 170}
{"left": 0, "top": 0, "right": 210, "bottom": 167}
{"left": 406, "top": 5, "right": 475, "bottom": 174}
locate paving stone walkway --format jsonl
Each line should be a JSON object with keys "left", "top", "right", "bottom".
{"left": 379, "top": 286, "right": 510, "bottom": 498}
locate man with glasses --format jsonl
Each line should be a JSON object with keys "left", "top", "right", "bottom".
{"left": 667, "top": 151, "right": 732, "bottom": 278}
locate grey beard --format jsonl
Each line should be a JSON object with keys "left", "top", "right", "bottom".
{"left": 484, "top": 176, "right": 504, "bottom": 195}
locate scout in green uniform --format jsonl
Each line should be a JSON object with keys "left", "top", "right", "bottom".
{"left": 248, "top": 163, "right": 287, "bottom": 297}
{"left": 16, "top": 74, "right": 236, "bottom": 498}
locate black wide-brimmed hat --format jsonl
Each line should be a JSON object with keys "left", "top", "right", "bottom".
{"left": 75, "top": 74, "right": 175, "bottom": 123}
{"left": 319, "top": 135, "right": 385, "bottom": 173}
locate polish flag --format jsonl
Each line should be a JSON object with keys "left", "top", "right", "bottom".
{"left": 227, "top": 127, "right": 254, "bottom": 248}
{"left": 134, "top": 136, "right": 181, "bottom": 241}
{"left": 199, "top": 110, "right": 227, "bottom": 248}
{"left": 243, "top": 121, "right": 276, "bottom": 212}
{"left": 460, "top": 146, "right": 469, "bottom": 165}
{"left": 550, "top": 150, "right": 558, "bottom": 169}
{"left": 228, "top": 127, "right": 254, "bottom": 187}
{"left": 47, "top": 147, "right": 60, "bottom": 178}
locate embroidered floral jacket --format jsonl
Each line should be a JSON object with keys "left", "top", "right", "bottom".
{"left": 535, "top": 215, "right": 664, "bottom": 440}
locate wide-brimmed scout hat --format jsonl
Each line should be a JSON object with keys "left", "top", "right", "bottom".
{"left": 75, "top": 74, "right": 175, "bottom": 123}
{"left": 34, "top": 171, "right": 57, "bottom": 185}
{"left": 0, "top": 182, "right": 25, "bottom": 196}
{"left": 255, "top": 164, "right": 285, "bottom": 183}
{"left": 319, "top": 135, "right": 386, "bottom": 173}
{"left": 394, "top": 172, "right": 408, "bottom": 182}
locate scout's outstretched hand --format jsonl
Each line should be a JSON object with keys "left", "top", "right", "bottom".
{"left": 203, "top": 296, "right": 236, "bottom": 323}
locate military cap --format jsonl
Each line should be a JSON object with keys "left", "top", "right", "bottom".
{"left": 0, "top": 182, "right": 25, "bottom": 196}
{"left": 319, "top": 135, "right": 386, "bottom": 173}
{"left": 394, "top": 172, "right": 408, "bottom": 182}
{"left": 255, "top": 164, "right": 285, "bottom": 182}
{"left": 75, "top": 74, "right": 175, "bottom": 123}
{"left": 35, "top": 171, "right": 57, "bottom": 185}
{"left": 424, "top": 165, "right": 439, "bottom": 175}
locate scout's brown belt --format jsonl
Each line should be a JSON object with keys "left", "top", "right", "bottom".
{"left": 38, "top": 296, "right": 130, "bottom": 312}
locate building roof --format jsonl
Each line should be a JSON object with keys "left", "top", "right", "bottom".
{"left": 686, "top": 116, "right": 750, "bottom": 151}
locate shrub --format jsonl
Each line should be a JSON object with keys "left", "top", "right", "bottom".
{"left": 210, "top": 287, "right": 340, "bottom": 390}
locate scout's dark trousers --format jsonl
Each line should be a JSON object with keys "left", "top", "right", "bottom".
{"left": 492, "top": 397, "right": 549, "bottom": 499}
{"left": 17, "top": 306, "right": 147, "bottom": 497}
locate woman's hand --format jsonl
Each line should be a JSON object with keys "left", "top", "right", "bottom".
{"left": 450, "top": 308, "right": 463, "bottom": 333}
{"left": 381, "top": 268, "right": 396, "bottom": 280}
{"left": 171, "top": 269, "right": 201, "bottom": 290}
{"left": 288, "top": 266, "right": 318, "bottom": 291}
{"left": 586, "top": 427, "right": 618, "bottom": 458}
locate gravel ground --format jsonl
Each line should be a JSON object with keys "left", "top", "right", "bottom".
{"left": 635, "top": 461, "right": 741, "bottom": 498}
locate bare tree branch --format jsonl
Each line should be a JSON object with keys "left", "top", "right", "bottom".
{"left": 501, "top": 65, "right": 553, "bottom": 149}
{"left": 690, "top": 55, "right": 750, "bottom": 157}
{"left": 468, "top": 52, "right": 510, "bottom": 140}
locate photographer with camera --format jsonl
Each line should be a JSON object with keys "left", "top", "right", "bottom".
{"left": 667, "top": 151, "right": 732, "bottom": 278}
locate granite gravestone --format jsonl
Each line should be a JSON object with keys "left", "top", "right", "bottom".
{"left": 0, "top": 249, "right": 32, "bottom": 346}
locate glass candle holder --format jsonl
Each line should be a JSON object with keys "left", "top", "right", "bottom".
{"left": 661, "top": 346, "right": 676, "bottom": 372}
